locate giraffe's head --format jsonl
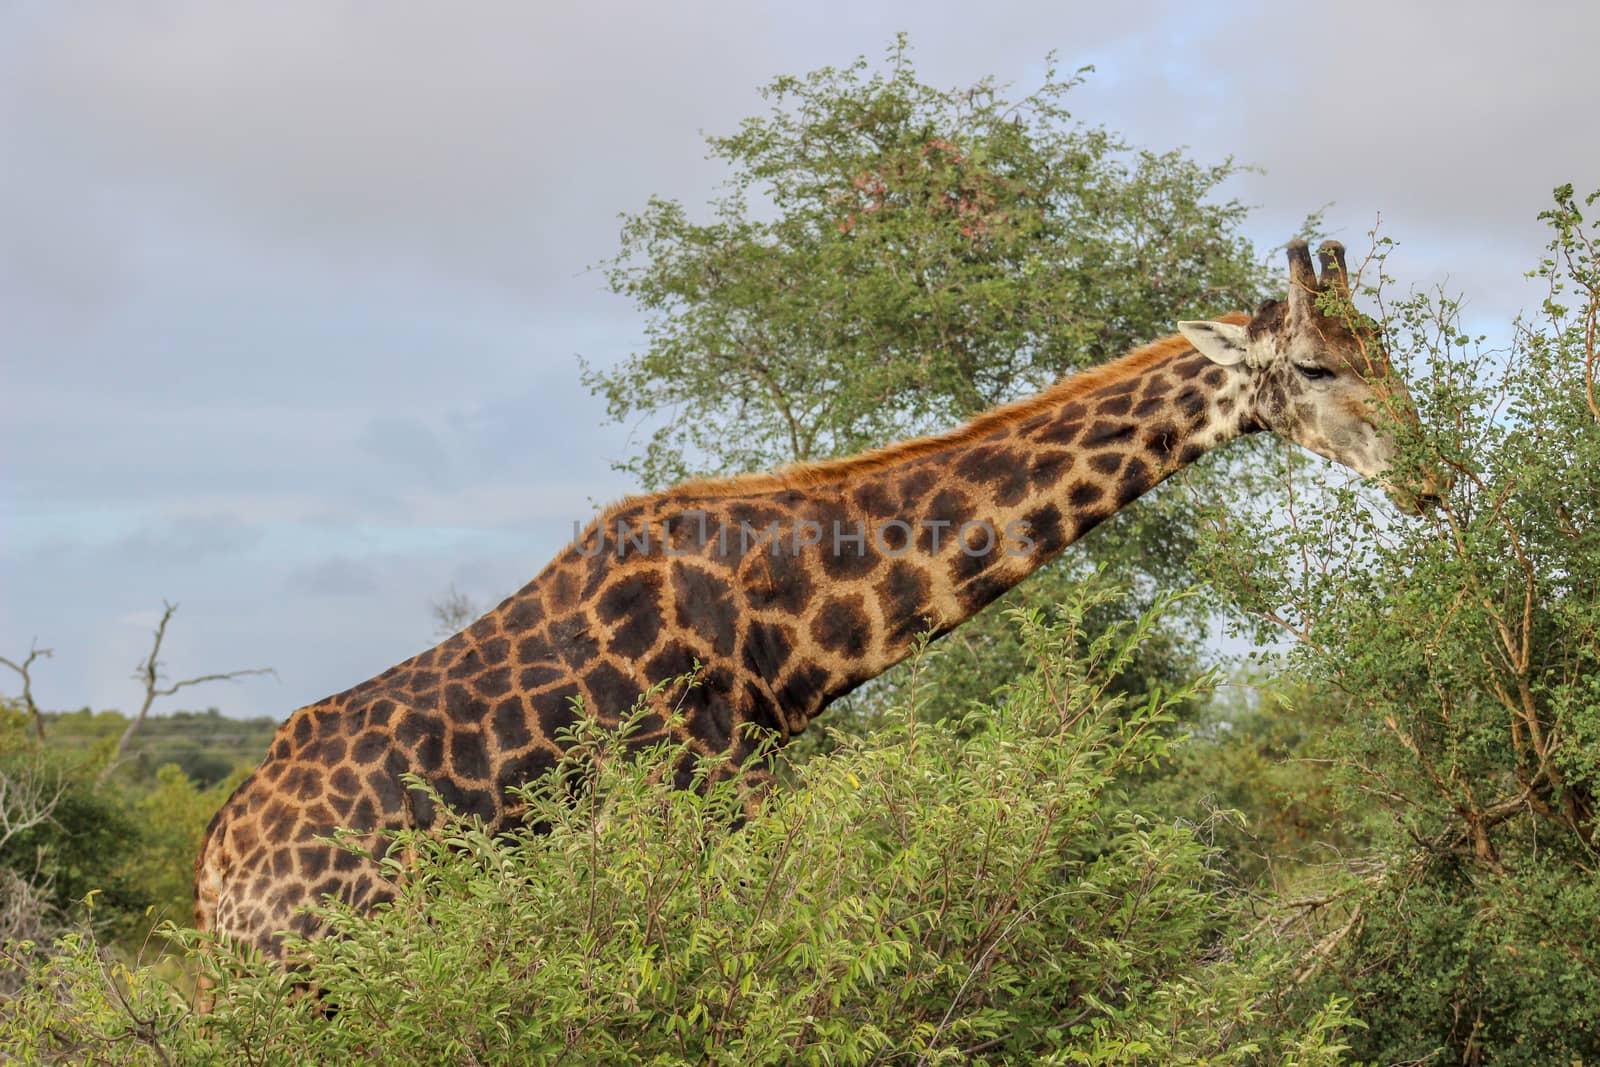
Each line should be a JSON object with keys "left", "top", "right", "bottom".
{"left": 1177, "top": 239, "right": 1448, "bottom": 513}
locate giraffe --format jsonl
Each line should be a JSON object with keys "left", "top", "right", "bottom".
{"left": 195, "top": 239, "right": 1443, "bottom": 959}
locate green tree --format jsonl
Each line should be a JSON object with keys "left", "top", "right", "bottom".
{"left": 0, "top": 741, "right": 143, "bottom": 954}
{"left": 587, "top": 38, "right": 1283, "bottom": 723}
{"left": 590, "top": 38, "right": 1268, "bottom": 483}
{"left": 1, "top": 690, "right": 268, "bottom": 983}
{"left": 1197, "top": 186, "right": 1600, "bottom": 1064}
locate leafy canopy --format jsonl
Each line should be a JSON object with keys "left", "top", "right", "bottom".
{"left": 587, "top": 37, "right": 1270, "bottom": 489}
{"left": 588, "top": 39, "right": 1283, "bottom": 723}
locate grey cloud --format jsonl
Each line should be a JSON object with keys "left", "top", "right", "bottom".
{"left": 116, "top": 515, "right": 264, "bottom": 565}
{"left": 10, "top": 3, "right": 746, "bottom": 301}
{"left": 6, "top": 2, "right": 1181, "bottom": 304}
{"left": 11, "top": 3, "right": 1592, "bottom": 298}
{"left": 357, "top": 414, "right": 454, "bottom": 489}
{"left": 1066, "top": 0, "right": 1599, "bottom": 321}
{"left": 285, "top": 555, "right": 381, "bottom": 598}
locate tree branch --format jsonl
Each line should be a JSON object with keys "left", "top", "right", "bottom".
{"left": 97, "top": 602, "right": 274, "bottom": 784}
{"left": 0, "top": 762, "right": 67, "bottom": 853}
{"left": 0, "top": 641, "right": 54, "bottom": 742}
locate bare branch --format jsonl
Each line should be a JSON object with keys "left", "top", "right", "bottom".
{"left": 0, "top": 641, "right": 54, "bottom": 741}
{"left": 0, "top": 761, "right": 67, "bottom": 853}
{"left": 97, "top": 602, "right": 274, "bottom": 784}
{"left": 148, "top": 670, "right": 276, "bottom": 699}
{"left": 429, "top": 584, "right": 481, "bottom": 639}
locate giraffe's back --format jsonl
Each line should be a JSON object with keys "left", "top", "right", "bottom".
{"left": 194, "top": 510, "right": 775, "bottom": 956}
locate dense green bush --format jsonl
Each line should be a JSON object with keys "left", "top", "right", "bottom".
{"left": 0, "top": 587, "right": 1359, "bottom": 1065}
{"left": 0, "top": 737, "right": 141, "bottom": 945}
{"left": 1, "top": 702, "right": 248, "bottom": 1008}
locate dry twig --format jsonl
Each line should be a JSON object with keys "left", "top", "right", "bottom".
{"left": 97, "top": 602, "right": 274, "bottom": 784}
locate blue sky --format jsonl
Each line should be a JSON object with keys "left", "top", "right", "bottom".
{"left": 3, "top": 0, "right": 1597, "bottom": 718}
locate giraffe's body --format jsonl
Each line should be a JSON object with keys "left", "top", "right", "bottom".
{"left": 195, "top": 240, "right": 1442, "bottom": 957}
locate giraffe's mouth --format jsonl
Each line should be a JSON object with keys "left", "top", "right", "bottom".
{"left": 1383, "top": 470, "right": 1451, "bottom": 515}
{"left": 1388, "top": 489, "right": 1430, "bottom": 516}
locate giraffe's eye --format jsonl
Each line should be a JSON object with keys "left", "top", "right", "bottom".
{"left": 1295, "top": 364, "right": 1335, "bottom": 382}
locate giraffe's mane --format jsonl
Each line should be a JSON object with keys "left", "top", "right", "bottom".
{"left": 600, "top": 314, "right": 1246, "bottom": 515}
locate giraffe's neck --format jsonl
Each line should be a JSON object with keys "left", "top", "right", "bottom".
{"left": 758, "top": 332, "right": 1256, "bottom": 724}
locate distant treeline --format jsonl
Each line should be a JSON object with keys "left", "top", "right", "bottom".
{"left": 40, "top": 707, "right": 277, "bottom": 789}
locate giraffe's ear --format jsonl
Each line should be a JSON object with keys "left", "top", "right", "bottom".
{"left": 1177, "top": 321, "right": 1250, "bottom": 367}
